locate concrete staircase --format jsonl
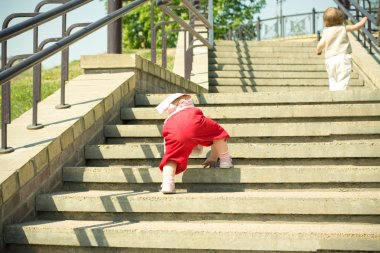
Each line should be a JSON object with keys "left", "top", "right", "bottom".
{"left": 4, "top": 40, "right": 380, "bottom": 252}
{"left": 4, "top": 89, "right": 380, "bottom": 252}
{"left": 209, "top": 40, "right": 367, "bottom": 92}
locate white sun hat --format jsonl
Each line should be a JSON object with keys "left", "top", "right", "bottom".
{"left": 155, "top": 93, "right": 185, "bottom": 114}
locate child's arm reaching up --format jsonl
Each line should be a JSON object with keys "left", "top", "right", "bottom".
{"left": 346, "top": 16, "right": 368, "bottom": 32}
{"left": 316, "top": 37, "right": 326, "bottom": 55}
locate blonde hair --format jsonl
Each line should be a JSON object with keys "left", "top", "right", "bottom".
{"left": 323, "top": 7, "right": 345, "bottom": 27}
{"left": 171, "top": 94, "right": 191, "bottom": 106}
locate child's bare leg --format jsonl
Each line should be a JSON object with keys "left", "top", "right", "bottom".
{"left": 162, "top": 161, "right": 177, "bottom": 194}
{"left": 202, "top": 139, "right": 233, "bottom": 168}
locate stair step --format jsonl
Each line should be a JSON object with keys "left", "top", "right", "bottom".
{"left": 104, "top": 121, "right": 380, "bottom": 138}
{"left": 209, "top": 85, "right": 371, "bottom": 93}
{"left": 209, "top": 64, "right": 326, "bottom": 71}
{"left": 209, "top": 52, "right": 321, "bottom": 58}
{"left": 36, "top": 190, "right": 380, "bottom": 215}
{"left": 209, "top": 71, "right": 359, "bottom": 79}
{"left": 209, "top": 58, "right": 323, "bottom": 65}
{"left": 120, "top": 104, "right": 380, "bottom": 120}
{"left": 85, "top": 142, "right": 380, "bottom": 160}
{"left": 213, "top": 45, "right": 318, "bottom": 52}
{"left": 215, "top": 40, "right": 317, "bottom": 47}
{"left": 62, "top": 166, "right": 380, "bottom": 184}
{"left": 134, "top": 91, "right": 380, "bottom": 106}
{"left": 5, "top": 220, "right": 380, "bottom": 251}
{"left": 209, "top": 78, "right": 363, "bottom": 86}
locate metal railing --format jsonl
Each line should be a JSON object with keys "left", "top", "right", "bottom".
{"left": 0, "top": 0, "right": 212, "bottom": 154}
{"left": 151, "top": 0, "right": 213, "bottom": 79}
{"left": 225, "top": 9, "right": 324, "bottom": 41}
{"left": 0, "top": 0, "right": 149, "bottom": 153}
{"left": 333, "top": 0, "right": 380, "bottom": 53}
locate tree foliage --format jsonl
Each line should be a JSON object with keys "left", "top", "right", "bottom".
{"left": 118, "top": 0, "right": 266, "bottom": 50}
{"left": 213, "top": 0, "right": 266, "bottom": 40}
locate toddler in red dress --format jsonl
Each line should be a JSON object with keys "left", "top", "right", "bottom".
{"left": 156, "top": 93, "right": 233, "bottom": 194}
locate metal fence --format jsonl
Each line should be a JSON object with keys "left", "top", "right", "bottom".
{"left": 225, "top": 9, "right": 324, "bottom": 41}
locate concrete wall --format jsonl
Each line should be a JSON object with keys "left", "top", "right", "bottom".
{"left": 134, "top": 55, "right": 208, "bottom": 94}
{"left": 0, "top": 72, "right": 136, "bottom": 250}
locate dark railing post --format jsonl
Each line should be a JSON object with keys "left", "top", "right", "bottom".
{"left": 107, "top": 0, "right": 123, "bottom": 53}
{"left": 150, "top": 0, "right": 156, "bottom": 63}
{"left": 161, "top": 12, "right": 167, "bottom": 68}
{"left": 56, "top": 13, "right": 71, "bottom": 109}
{"left": 312, "top": 8, "right": 316, "bottom": 34}
{"left": 28, "top": 24, "right": 44, "bottom": 130}
{"left": 257, "top": 17, "right": 261, "bottom": 41}
{"left": 378, "top": 2, "right": 380, "bottom": 46}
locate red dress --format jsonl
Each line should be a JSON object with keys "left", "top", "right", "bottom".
{"left": 159, "top": 107, "right": 229, "bottom": 174}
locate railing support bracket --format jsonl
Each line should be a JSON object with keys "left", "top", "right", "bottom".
{"left": 27, "top": 124, "right": 44, "bottom": 130}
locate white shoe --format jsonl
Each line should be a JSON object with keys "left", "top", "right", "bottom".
{"left": 219, "top": 157, "right": 233, "bottom": 169}
{"left": 161, "top": 182, "right": 176, "bottom": 194}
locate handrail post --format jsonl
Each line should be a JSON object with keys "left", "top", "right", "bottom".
{"left": 161, "top": 12, "right": 167, "bottom": 68}
{"left": 28, "top": 24, "right": 44, "bottom": 130}
{"left": 1, "top": 39, "right": 13, "bottom": 153}
{"left": 378, "top": 2, "right": 380, "bottom": 46}
{"left": 56, "top": 13, "right": 71, "bottom": 109}
{"left": 312, "top": 8, "right": 316, "bottom": 34}
{"left": 257, "top": 17, "right": 261, "bottom": 41}
{"left": 151, "top": 0, "right": 156, "bottom": 63}
{"left": 208, "top": 0, "right": 214, "bottom": 46}
{"left": 107, "top": 0, "right": 123, "bottom": 54}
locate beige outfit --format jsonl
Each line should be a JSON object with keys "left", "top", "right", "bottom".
{"left": 321, "top": 26, "right": 352, "bottom": 91}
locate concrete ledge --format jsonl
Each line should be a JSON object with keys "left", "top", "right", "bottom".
{"left": 63, "top": 166, "right": 380, "bottom": 184}
{"left": 120, "top": 103, "right": 380, "bottom": 120}
{"left": 80, "top": 54, "right": 135, "bottom": 74}
{"left": 350, "top": 33, "right": 380, "bottom": 89}
{"left": 5, "top": 220, "right": 380, "bottom": 251}
{"left": 134, "top": 55, "right": 207, "bottom": 94}
{"left": 104, "top": 121, "right": 380, "bottom": 138}
{"left": 85, "top": 142, "right": 380, "bottom": 160}
{"left": 134, "top": 90, "right": 380, "bottom": 105}
{"left": 35, "top": 190, "right": 380, "bottom": 215}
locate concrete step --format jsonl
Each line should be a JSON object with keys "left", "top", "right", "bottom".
{"left": 104, "top": 122, "right": 380, "bottom": 138}
{"left": 209, "top": 57, "right": 323, "bottom": 65}
{"left": 63, "top": 166, "right": 380, "bottom": 184}
{"left": 85, "top": 142, "right": 380, "bottom": 160}
{"left": 5, "top": 220, "right": 380, "bottom": 251}
{"left": 209, "top": 51, "right": 321, "bottom": 58}
{"left": 209, "top": 78, "right": 363, "bottom": 86}
{"left": 209, "top": 85, "right": 371, "bottom": 93}
{"left": 134, "top": 90, "right": 380, "bottom": 106}
{"left": 213, "top": 45, "right": 318, "bottom": 53}
{"left": 35, "top": 190, "right": 380, "bottom": 215}
{"left": 215, "top": 40, "right": 317, "bottom": 47}
{"left": 209, "top": 64, "right": 326, "bottom": 71}
{"left": 209, "top": 71, "right": 359, "bottom": 79}
{"left": 120, "top": 104, "right": 380, "bottom": 121}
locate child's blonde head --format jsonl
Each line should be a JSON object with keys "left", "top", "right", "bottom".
{"left": 323, "top": 7, "right": 345, "bottom": 27}
{"left": 171, "top": 94, "right": 191, "bottom": 106}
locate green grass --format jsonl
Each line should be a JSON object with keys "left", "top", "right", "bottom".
{"left": 0, "top": 49, "right": 175, "bottom": 123}
{"left": 0, "top": 60, "right": 83, "bottom": 122}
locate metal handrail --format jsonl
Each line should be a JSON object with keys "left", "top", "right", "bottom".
{"left": 159, "top": 5, "right": 212, "bottom": 49}
{"left": 155, "top": 0, "right": 213, "bottom": 79}
{"left": 333, "top": 0, "right": 380, "bottom": 54}
{"left": 0, "top": 0, "right": 148, "bottom": 85}
{"left": 256, "top": 10, "right": 324, "bottom": 24}
{"left": 0, "top": 0, "right": 92, "bottom": 42}
{"left": 0, "top": 0, "right": 149, "bottom": 153}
